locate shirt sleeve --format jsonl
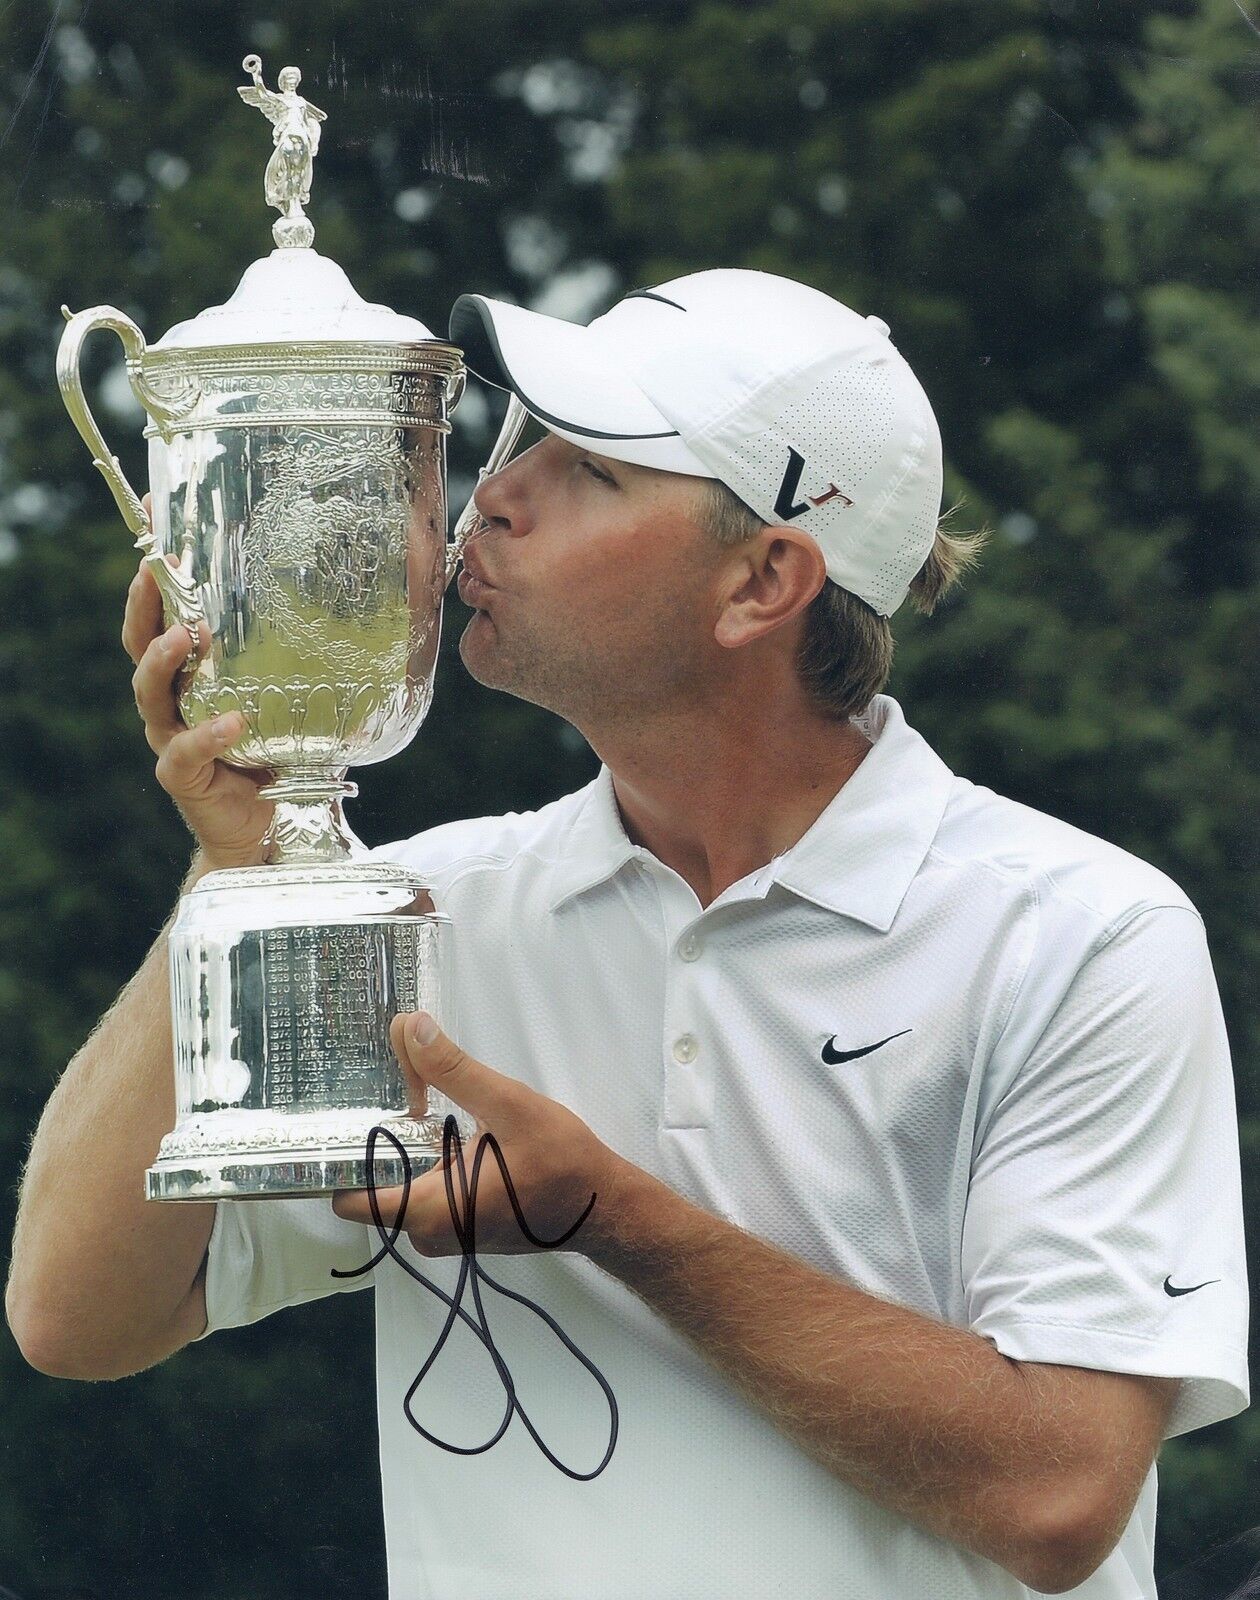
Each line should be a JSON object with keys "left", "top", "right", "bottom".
{"left": 192, "top": 1197, "right": 379, "bottom": 1339}
{"left": 961, "top": 904, "right": 1250, "bottom": 1440}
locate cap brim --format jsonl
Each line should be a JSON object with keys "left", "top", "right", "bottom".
{"left": 448, "top": 293, "right": 713, "bottom": 476}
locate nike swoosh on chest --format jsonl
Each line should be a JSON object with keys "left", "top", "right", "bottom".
{"left": 821, "top": 1028, "right": 913, "bottom": 1065}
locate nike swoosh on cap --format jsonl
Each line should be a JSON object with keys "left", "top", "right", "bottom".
{"left": 1163, "top": 1276, "right": 1221, "bottom": 1297}
{"left": 821, "top": 1029, "right": 912, "bottom": 1065}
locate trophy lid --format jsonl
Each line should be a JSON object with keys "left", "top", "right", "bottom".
{"left": 149, "top": 54, "right": 444, "bottom": 356}
{"left": 149, "top": 247, "right": 440, "bottom": 353}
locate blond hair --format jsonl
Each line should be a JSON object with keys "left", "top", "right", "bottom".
{"left": 696, "top": 479, "right": 991, "bottom": 721}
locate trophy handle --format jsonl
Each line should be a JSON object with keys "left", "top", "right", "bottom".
{"left": 57, "top": 304, "right": 206, "bottom": 642}
{"left": 444, "top": 392, "right": 530, "bottom": 588}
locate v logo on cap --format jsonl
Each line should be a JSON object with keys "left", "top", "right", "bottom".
{"left": 773, "top": 448, "right": 854, "bottom": 522}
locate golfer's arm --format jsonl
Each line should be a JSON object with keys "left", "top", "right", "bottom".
{"left": 587, "top": 1159, "right": 1171, "bottom": 1596}
{"left": 6, "top": 852, "right": 215, "bottom": 1381}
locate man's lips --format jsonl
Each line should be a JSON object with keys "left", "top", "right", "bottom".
{"left": 462, "top": 541, "right": 497, "bottom": 584}
{"left": 456, "top": 566, "right": 496, "bottom": 608}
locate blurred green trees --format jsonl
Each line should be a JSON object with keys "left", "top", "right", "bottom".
{"left": 0, "top": 1, "right": 1255, "bottom": 1594}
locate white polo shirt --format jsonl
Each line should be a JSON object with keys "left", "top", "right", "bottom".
{"left": 199, "top": 692, "right": 1250, "bottom": 1600}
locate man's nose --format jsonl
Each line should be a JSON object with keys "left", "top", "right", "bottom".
{"left": 472, "top": 456, "right": 529, "bottom": 535}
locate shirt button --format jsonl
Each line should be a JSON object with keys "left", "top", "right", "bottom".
{"left": 672, "top": 1033, "right": 699, "bottom": 1064}
{"left": 678, "top": 933, "right": 702, "bottom": 961}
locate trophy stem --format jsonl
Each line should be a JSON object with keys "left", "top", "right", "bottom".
{"left": 259, "top": 775, "right": 364, "bottom": 865}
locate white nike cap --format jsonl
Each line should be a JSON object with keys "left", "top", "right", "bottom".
{"left": 448, "top": 268, "right": 944, "bottom": 617}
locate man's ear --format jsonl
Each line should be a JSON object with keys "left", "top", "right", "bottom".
{"left": 713, "top": 531, "right": 827, "bottom": 649}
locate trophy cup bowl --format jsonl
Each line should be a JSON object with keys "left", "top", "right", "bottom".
{"left": 55, "top": 56, "right": 527, "bottom": 1201}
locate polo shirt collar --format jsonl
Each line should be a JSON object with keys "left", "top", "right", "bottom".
{"left": 546, "top": 764, "right": 642, "bottom": 914}
{"left": 546, "top": 694, "right": 956, "bottom": 931}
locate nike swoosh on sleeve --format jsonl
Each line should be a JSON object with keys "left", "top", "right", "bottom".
{"left": 1163, "top": 1276, "right": 1221, "bottom": 1297}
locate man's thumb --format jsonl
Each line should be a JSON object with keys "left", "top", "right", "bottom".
{"left": 396, "top": 1011, "right": 504, "bottom": 1129}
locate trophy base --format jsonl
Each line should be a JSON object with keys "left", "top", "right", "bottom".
{"left": 145, "top": 1147, "right": 446, "bottom": 1202}
{"left": 145, "top": 1109, "right": 463, "bottom": 1201}
{"left": 157, "top": 863, "right": 463, "bottom": 1202}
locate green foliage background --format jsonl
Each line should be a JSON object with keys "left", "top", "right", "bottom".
{"left": 0, "top": 1, "right": 1256, "bottom": 1595}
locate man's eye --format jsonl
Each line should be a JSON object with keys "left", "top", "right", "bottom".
{"left": 579, "top": 457, "right": 615, "bottom": 486}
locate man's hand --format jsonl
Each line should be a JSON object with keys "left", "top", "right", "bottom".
{"left": 331, "top": 1014, "right": 626, "bottom": 1258}
{"left": 122, "top": 490, "right": 276, "bottom": 871}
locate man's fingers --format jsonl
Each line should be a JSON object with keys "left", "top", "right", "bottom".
{"left": 121, "top": 560, "right": 166, "bottom": 665}
{"left": 332, "top": 1181, "right": 413, "bottom": 1225}
{"left": 331, "top": 1168, "right": 474, "bottom": 1253}
{"left": 122, "top": 488, "right": 157, "bottom": 665}
{"left": 154, "top": 711, "right": 246, "bottom": 797}
{"left": 131, "top": 624, "right": 197, "bottom": 749}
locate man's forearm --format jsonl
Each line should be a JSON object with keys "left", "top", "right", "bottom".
{"left": 586, "top": 1158, "right": 1092, "bottom": 1592}
{"left": 6, "top": 850, "right": 217, "bottom": 1380}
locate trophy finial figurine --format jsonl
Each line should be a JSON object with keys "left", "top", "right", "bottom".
{"left": 238, "top": 53, "right": 327, "bottom": 249}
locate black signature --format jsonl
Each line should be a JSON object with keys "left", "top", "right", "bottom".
{"left": 331, "top": 1116, "right": 619, "bottom": 1479}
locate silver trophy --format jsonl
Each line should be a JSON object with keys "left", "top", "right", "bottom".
{"left": 56, "top": 56, "right": 527, "bottom": 1200}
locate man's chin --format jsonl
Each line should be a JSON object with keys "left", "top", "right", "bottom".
{"left": 458, "top": 613, "right": 517, "bottom": 694}
{"left": 458, "top": 613, "right": 576, "bottom": 713}
{"left": 457, "top": 611, "right": 494, "bottom": 667}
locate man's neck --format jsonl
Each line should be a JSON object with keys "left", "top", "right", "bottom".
{"left": 587, "top": 703, "right": 874, "bottom": 912}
